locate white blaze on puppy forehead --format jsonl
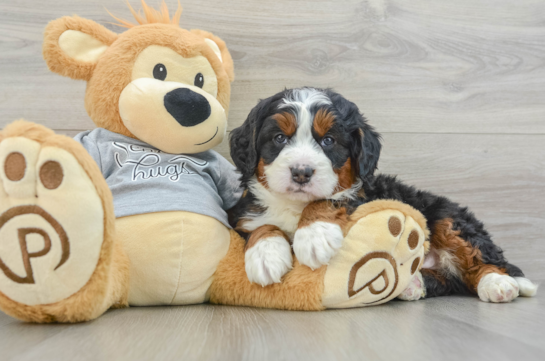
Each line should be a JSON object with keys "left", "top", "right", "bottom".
{"left": 262, "top": 88, "right": 339, "bottom": 201}
{"left": 280, "top": 88, "right": 332, "bottom": 146}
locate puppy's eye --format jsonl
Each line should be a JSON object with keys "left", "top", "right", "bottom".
{"left": 194, "top": 73, "right": 204, "bottom": 88}
{"left": 274, "top": 134, "right": 288, "bottom": 144}
{"left": 321, "top": 136, "right": 335, "bottom": 147}
{"left": 153, "top": 63, "right": 167, "bottom": 81}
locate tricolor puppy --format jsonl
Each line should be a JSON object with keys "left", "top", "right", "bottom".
{"left": 229, "top": 87, "right": 381, "bottom": 286}
{"left": 229, "top": 87, "right": 538, "bottom": 304}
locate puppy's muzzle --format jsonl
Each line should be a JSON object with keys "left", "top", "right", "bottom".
{"left": 164, "top": 88, "right": 211, "bottom": 127}
{"left": 290, "top": 166, "right": 315, "bottom": 185}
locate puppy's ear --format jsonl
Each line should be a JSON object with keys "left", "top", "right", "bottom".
{"left": 191, "top": 29, "right": 235, "bottom": 83}
{"left": 230, "top": 92, "right": 288, "bottom": 186}
{"left": 43, "top": 16, "right": 118, "bottom": 81}
{"left": 230, "top": 106, "right": 261, "bottom": 186}
{"left": 353, "top": 123, "right": 382, "bottom": 180}
{"left": 328, "top": 90, "right": 382, "bottom": 181}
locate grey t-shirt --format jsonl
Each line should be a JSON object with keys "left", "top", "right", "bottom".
{"left": 74, "top": 128, "right": 242, "bottom": 228}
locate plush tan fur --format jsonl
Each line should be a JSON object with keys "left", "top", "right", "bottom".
{"left": 2, "top": 1, "right": 235, "bottom": 322}
{"left": 42, "top": 4, "right": 234, "bottom": 139}
{"left": 0, "top": 121, "right": 129, "bottom": 323}
{"left": 348, "top": 199, "right": 431, "bottom": 253}
{"left": 0, "top": 1, "right": 236, "bottom": 323}
{"left": 210, "top": 230, "right": 326, "bottom": 311}
{"left": 43, "top": 16, "right": 118, "bottom": 81}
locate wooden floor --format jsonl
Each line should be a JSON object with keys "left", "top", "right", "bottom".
{"left": 0, "top": 0, "right": 544, "bottom": 359}
{"left": 0, "top": 291, "right": 544, "bottom": 361}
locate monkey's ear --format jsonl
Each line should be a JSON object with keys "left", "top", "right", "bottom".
{"left": 43, "top": 16, "right": 118, "bottom": 81}
{"left": 191, "top": 29, "right": 235, "bottom": 82}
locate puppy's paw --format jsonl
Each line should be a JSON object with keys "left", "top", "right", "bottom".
{"left": 514, "top": 277, "right": 538, "bottom": 297}
{"left": 478, "top": 273, "right": 520, "bottom": 303}
{"left": 397, "top": 271, "right": 425, "bottom": 301}
{"left": 293, "top": 221, "right": 343, "bottom": 270}
{"left": 245, "top": 236, "right": 293, "bottom": 287}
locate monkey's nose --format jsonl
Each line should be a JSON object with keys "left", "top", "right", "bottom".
{"left": 290, "top": 166, "right": 314, "bottom": 185}
{"left": 164, "top": 88, "right": 211, "bottom": 127}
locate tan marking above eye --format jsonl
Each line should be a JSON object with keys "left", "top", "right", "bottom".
{"left": 39, "top": 161, "right": 64, "bottom": 190}
{"left": 273, "top": 112, "right": 297, "bottom": 137}
{"left": 314, "top": 108, "right": 335, "bottom": 138}
{"left": 131, "top": 45, "right": 218, "bottom": 98}
{"left": 4, "top": 152, "right": 26, "bottom": 181}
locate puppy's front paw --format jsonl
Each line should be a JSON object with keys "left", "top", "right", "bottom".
{"left": 397, "top": 271, "right": 426, "bottom": 301}
{"left": 245, "top": 236, "right": 293, "bottom": 287}
{"left": 293, "top": 221, "right": 344, "bottom": 270}
{"left": 478, "top": 273, "right": 520, "bottom": 303}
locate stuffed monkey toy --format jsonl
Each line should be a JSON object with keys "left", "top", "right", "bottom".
{"left": 0, "top": 1, "right": 428, "bottom": 323}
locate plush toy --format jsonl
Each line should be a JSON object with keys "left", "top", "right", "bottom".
{"left": 0, "top": 1, "right": 428, "bottom": 323}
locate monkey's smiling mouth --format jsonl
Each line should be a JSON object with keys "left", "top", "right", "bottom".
{"left": 194, "top": 127, "right": 218, "bottom": 146}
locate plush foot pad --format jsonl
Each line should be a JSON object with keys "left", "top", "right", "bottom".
{"left": 0, "top": 121, "right": 112, "bottom": 322}
{"left": 322, "top": 200, "right": 429, "bottom": 308}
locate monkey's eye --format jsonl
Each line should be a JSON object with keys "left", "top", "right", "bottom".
{"left": 321, "top": 136, "right": 335, "bottom": 147}
{"left": 153, "top": 63, "right": 167, "bottom": 81}
{"left": 194, "top": 73, "right": 204, "bottom": 88}
{"left": 274, "top": 134, "right": 288, "bottom": 144}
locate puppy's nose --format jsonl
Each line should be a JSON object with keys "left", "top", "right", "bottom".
{"left": 290, "top": 166, "right": 314, "bottom": 185}
{"left": 164, "top": 88, "right": 211, "bottom": 127}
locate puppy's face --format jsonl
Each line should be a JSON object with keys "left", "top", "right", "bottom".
{"left": 256, "top": 90, "right": 354, "bottom": 201}
{"left": 231, "top": 88, "right": 382, "bottom": 202}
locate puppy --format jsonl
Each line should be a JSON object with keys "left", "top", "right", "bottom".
{"left": 229, "top": 87, "right": 537, "bottom": 303}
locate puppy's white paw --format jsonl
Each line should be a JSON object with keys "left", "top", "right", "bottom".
{"left": 293, "top": 221, "right": 343, "bottom": 270}
{"left": 245, "top": 236, "right": 293, "bottom": 287}
{"left": 514, "top": 277, "right": 538, "bottom": 297}
{"left": 397, "top": 271, "right": 426, "bottom": 301}
{"left": 478, "top": 273, "right": 520, "bottom": 303}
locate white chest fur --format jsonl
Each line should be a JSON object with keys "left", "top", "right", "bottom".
{"left": 241, "top": 180, "right": 308, "bottom": 239}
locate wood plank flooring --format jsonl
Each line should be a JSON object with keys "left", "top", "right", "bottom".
{"left": 1, "top": 290, "right": 544, "bottom": 361}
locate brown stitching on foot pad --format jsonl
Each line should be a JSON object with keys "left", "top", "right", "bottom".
{"left": 408, "top": 230, "right": 419, "bottom": 250}
{"left": 39, "top": 161, "right": 63, "bottom": 190}
{"left": 365, "top": 270, "right": 389, "bottom": 295}
{"left": 388, "top": 216, "right": 402, "bottom": 237}
{"left": 4, "top": 152, "right": 26, "bottom": 181}
{"left": 12, "top": 228, "right": 53, "bottom": 284}
{"left": 0, "top": 205, "right": 70, "bottom": 284}
{"left": 411, "top": 257, "right": 421, "bottom": 274}
{"left": 348, "top": 251, "right": 399, "bottom": 304}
